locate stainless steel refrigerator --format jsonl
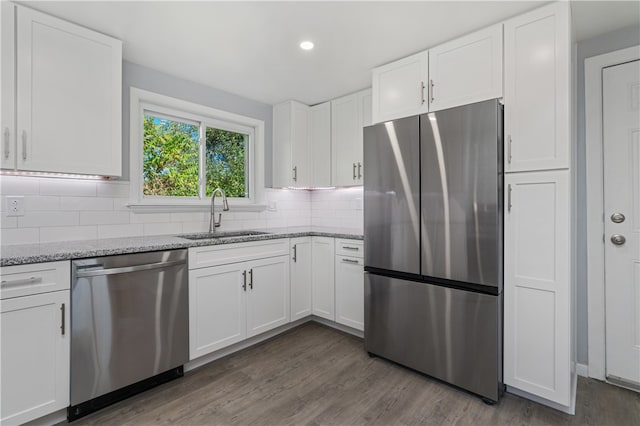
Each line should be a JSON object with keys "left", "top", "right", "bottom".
{"left": 363, "top": 99, "right": 503, "bottom": 403}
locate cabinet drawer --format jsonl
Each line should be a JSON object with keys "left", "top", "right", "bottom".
{"left": 335, "top": 255, "right": 364, "bottom": 267}
{"left": 335, "top": 239, "right": 364, "bottom": 258}
{"left": 0, "top": 261, "right": 70, "bottom": 299}
{"left": 189, "top": 239, "right": 289, "bottom": 270}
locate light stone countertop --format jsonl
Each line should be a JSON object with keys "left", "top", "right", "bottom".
{"left": 0, "top": 227, "right": 363, "bottom": 267}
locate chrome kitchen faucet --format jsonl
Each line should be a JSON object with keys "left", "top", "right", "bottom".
{"left": 209, "top": 188, "right": 229, "bottom": 232}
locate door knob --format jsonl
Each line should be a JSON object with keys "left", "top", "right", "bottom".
{"left": 611, "top": 234, "right": 626, "bottom": 246}
{"left": 611, "top": 212, "right": 626, "bottom": 223}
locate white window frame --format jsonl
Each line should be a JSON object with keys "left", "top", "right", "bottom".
{"left": 129, "top": 88, "right": 266, "bottom": 212}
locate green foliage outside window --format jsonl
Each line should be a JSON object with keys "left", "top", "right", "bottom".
{"left": 143, "top": 114, "right": 247, "bottom": 198}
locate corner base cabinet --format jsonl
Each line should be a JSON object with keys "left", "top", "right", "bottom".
{"left": 0, "top": 261, "right": 70, "bottom": 426}
{"left": 290, "top": 237, "right": 312, "bottom": 321}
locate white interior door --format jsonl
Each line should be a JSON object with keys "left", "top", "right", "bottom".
{"left": 603, "top": 59, "right": 640, "bottom": 389}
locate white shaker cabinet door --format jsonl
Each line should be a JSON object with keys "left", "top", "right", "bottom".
{"left": 1, "top": 290, "right": 70, "bottom": 425}
{"left": 15, "top": 5, "right": 122, "bottom": 176}
{"left": 189, "top": 264, "right": 247, "bottom": 359}
{"left": 504, "top": 170, "right": 571, "bottom": 406}
{"left": 428, "top": 24, "right": 503, "bottom": 112}
{"left": 335, "top": 256, "right": 364, "bottom": 331}
{"left": 331, "top": 93, "right": 359, "bottom": 187}
{"left": 372, "top": 51, "right": 429, "bottom": 123}
{"left": 246, "top": 255, "right": 290, "bottom": 338}
{"left": 310, "top": 102, "right": 332, "bottom": 188}
{"left": 290, "top": 237, "right": 312, "bottom": 321}
{"left": 311, "top": 236, "right": 336, "bottom": 320}
{"left": 504, "top": 2, "right": 570, "bottom": 172}
{"left": 1, "top": 1, "right": 15, "bottom": 170}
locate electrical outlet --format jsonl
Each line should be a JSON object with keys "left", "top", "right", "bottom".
{"left": 268, "top": 200, "right": 278, "bottom": 212}
{"left": 6, "top": 196, "right": 25, "bottom": 217}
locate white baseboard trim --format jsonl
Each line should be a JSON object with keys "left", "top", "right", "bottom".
{"left": 23, "top": 409, "right": 67, "bottom": 426}
{"left": 576, "top": 363, "right": 589, "bottom": 378}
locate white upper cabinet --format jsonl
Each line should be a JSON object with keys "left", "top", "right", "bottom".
{"left": 504, "top": 170, "right": 571, "bottom": 405}
{"left": 504, "top": 2, "right": 570, "bottom": 172}
{"left": 372, "top": 51, "right": 429, "bottom": 123}
{"left": 10, "top": 5, "right": 122, "bottom": 176}
{"left": 331, "top": 89, "right": 370, "bottom": 187}
{"left": 310, "top": 102, "right": 331, "bottom": 187}
{"left": 1, "top": 2, "right": 15, "bottom": 170}
{"left": 273, "top": 100, "right": 310, "bottom": 187}
{"left": 428, "top": 24, "right": 503, "bottom": 112}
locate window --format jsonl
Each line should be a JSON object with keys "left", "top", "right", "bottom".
{"left": 129, "top": 88, "right": 265, "bottom": 211}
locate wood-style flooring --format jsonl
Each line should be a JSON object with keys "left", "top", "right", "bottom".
{"left": 74, "top": 322, "right": 639, "bottom": 426}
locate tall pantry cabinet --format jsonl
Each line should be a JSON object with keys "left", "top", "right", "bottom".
{"left": 503, "top": 2, "right": 576, "bottom": 411}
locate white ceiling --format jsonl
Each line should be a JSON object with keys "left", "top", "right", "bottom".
{"left": 20, "top": 1, "right": 640, "bottom": 106}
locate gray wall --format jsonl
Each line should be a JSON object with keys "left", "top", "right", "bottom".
{"left": 576, "top": 25, "right": 640, "bottom": 365}
{"left": 120, "top": 61, "right": 273, "bottom": 186}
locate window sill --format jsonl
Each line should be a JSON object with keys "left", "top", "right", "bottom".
{"left": 126, "top": 203, "right": 267, "bottom": 214}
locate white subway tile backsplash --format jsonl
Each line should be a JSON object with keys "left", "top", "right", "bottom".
{"left": 0, "top": 228, "right": 39, "bottom": 245}
{"left": 97, "top": 224, "right": 144, "bottom": 239}
{"left": 0, "top": 176, "right": 364, "bottom": 245}
{"left": 40, "top": 226, "right": 97, "bottom": 243}
{"left": 97, "top": 181, "right": 130, "bottom": 197}
{"left": 80, "top": 211, "right": 131, "bottom": 226}
{"left": 61, "top": 196, "right": 114, "bottom": 211}
{"left": 39, "top": 179, "right": 97, "bottom": 197}
{"left": 18, "top": 211, "right": 79, "bottom": 228}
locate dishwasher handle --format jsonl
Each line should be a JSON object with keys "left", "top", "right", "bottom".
{"left": 75, "top": 259, "right": 186, "bottom": 278}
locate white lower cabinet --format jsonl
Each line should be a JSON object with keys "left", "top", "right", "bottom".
{"left": 0, "top": 261, "right": 70, "bottom": 426}
{"left": 188, "top": 242, "right": 290, "bottom": 360}
{"left": 335, "top": 256, "right": 364, "bottom": 331}
{"left": 504, "top": 170, "right": 571, "bottom": 406}
{"left": 311, "top": 236, "right": 335, "bottom": 320}
{"left": 290, "top": 237, "right": 312, "bottom": 321}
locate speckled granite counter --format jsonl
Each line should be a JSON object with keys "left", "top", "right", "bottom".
{"left": 0, "top": 227, "right": 363, "bottom": 266}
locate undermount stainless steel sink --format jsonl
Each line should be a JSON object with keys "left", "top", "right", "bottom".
{"left": 178, "top": 230, "right": 271, "bottom": 240}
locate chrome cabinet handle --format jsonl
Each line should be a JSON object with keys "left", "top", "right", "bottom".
{"left": 342, "top": 246, "right": 360, "bottom": 251}
{"left": 3, "top": 127, "right": 9, "bottom": 159}
{"left": 1, "top": 276, "right": 42, "bottom": 286}
{"left": 507, "top": 135, "right": 512, "bottom": 164}
{"left": 507, "top": 184, "right": 512, "bottom": 212}
{"left": 352, "top": 163, "right": 356, "bottom": 180}
{"left": 611, "top": 234, "right": 626, "bottom": 246}
{"left": 342, "top": 258, "right": 359, "bottom": 264}
{"left": 60, "top": 303, "right": 65, "bottom": 335}
{"left": 292, "top": 166, "right": 297, "bottom": 182}
{"left": 292, "top": 244, "right": 297, "bottom": 262}
{"left": 430, "top": 79, "right": 435, "bottom": 103}
{"left": 357, "top": 162, "right": 362, "bottom": 180}
{"left": 420, "top": 81, "right": 425, "bottom": 105}
{"left": 21, "top": 130, "right": 27, "bottom": 160}
{"left": 249, "top": 268, "right": 253, "bottom": 289}
{"left": 242, "top": 270, "right": 247, "bottom": 291}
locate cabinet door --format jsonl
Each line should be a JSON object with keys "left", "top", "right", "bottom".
{"left": 331, "top": 93, "right": 358, "bottom": 187}
{"left": 429, "top": 24, "right": 503, "bottom": 112}
{"left": 290, "top": 101, "right": 310, "bottom": 187}
{"left": 311, "top": 236, "right": 335, "bottom": 320}
{"left": 15, "top": 6, "right": 122, "bottom": 176}
{"left": 372, "top": 51, "right": 429, "bottom": 123}
{"left": 189, "top": 264, "right": 246, "bottom": 359}
{"left": 273, "top": 100, "right": 309, "bottom": 188}
{"left": 290, "top": 237, "right": 312, "bottom": 321}
{"left": 504, "top": 170, "right": 571, "bottom": 405}
{"left": 1, "top": 290, "right": 69, "bottom": 425}
{"left": 246, "top": 255, "right": 290, "bottom": 338}
{"left": 504, "top": 2, "right": 570, "bottom": 172}
{"left": 355, "top": 89, "right": 372, "bottom": 182}
{"left": 335, "top": 256, "right": 364, "bottom": 331}
{"left": 310, "top": 102, "right": 331, "bottom": 187}
{"left": 1, "top": 1, "right": 15, "bottom": 170}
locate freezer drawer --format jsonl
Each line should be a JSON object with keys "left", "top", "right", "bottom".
{"left": 364, "top": 272, "right": 502, "bottom": 401}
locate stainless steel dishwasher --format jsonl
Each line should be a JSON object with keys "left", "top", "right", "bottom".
{"left": 69, "top": 249, "right": 189, "bottom": 421}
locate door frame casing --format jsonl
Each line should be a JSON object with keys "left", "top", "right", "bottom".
{"left": 585, "top": 45, "right": 640, "bottom": 380}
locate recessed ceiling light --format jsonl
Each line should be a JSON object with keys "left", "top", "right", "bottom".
{"left": 300, "top": 41, "right": 314, "bottom": 50}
